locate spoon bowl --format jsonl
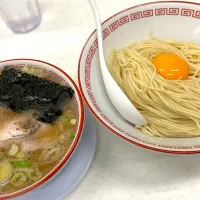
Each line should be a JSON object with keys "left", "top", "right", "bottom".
{"left": 88, "top": 0, "right": 147, "bottom": 126}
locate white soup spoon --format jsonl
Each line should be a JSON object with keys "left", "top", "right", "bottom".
{"left": 88, "top": 0, "right": 147, "bottom": 126}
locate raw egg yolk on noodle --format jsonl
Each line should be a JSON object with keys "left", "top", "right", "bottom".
{"left": 152, "top": 53, "right": 188, "bottom": 80}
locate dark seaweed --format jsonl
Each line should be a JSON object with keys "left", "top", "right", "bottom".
{"left": 0, "top": 67, "right": 74, "bottom": 124}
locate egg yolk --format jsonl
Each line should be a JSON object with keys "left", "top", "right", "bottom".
{"left": 152, "top": 53, "right": 189, "bottom": 80}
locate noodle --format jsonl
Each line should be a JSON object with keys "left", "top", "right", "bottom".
{"left": 107, "top": 37, "right": 200, "bottom": 138}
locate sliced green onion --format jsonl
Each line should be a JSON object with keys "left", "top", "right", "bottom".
{"left": 8, "top": 144, "right": 19, "bottom": 156}
{"left": 28, "top": 68, "right": 43, "bottom": 76}
{"left": 60, "top": 112, "right": 76, "bottom": 127}
{"left": 11, "top": 172, "right": 27, "bottom": 187}
{"left": 70, "top": 118, "right": 77, "bottom": 126}
{"left": 69, "top": 132, "right": 75, "bottom": 139}
{"left": 33, "top": 68, "right": 43, "bottom": 75}
{"left": 13, "top": 161, "right": 32, "bottom": 167}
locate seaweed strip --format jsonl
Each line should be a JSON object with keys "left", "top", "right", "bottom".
{"left": 0, "top": 67, "right": 74, "bottom": 124}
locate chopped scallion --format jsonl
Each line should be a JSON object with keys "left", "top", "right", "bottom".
{"left": 70, "top": 118, "right": 77, "bottom": 126}
{"left": 69, "top": 132, "right": 75, "bottom": 139}
{"left": 13, "top": 161, "right": 32, "bottom": 167}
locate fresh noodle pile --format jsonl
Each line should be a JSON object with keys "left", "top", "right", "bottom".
{"left": 107, "top": 37, "right": 200, "bottom": 138}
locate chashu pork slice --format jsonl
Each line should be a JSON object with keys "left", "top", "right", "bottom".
{"left": 0, "top": 115, "right": 49, "bottom": 148}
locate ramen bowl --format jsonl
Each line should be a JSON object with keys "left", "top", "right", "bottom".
{"left": 0, "top": 59, "right": 84, "bottom": 199}
{"left": 78, "top": 1, "right": 200, "bottom": 154}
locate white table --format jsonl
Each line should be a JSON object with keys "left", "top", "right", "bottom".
{"left": 1, "top": 0, "right": 200, "bottom": 199}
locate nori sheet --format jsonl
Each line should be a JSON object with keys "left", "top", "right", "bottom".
{"left": 0, "top": 67, "right": 74, "bottom": 124}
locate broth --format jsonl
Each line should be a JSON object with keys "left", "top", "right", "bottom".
{"left": 0, "top": 65, "right": 78, "bottom": 195}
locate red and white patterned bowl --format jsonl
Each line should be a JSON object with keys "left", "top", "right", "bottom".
{"left": 78, "top": 1, "right": 200, "bottom": 154}
{"left": 0, "top": 59, "right": 84, "bottom": 199}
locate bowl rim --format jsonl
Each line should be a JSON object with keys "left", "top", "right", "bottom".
{"left": 78, "top": 0, "right": 200, "bottom": 155}
{"left": 0, "top": 58, "right": 84, "bottom": 199}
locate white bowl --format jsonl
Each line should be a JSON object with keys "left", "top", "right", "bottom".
{"left": 78, "top": 1, "right": 200, "bottom": 154}
{"left": 0, "top": 59, "right": 84, "bottom": 199}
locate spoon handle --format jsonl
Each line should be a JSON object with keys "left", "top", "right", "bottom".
{"left": 88, "top": 0, "right": 105, "bottom": 68}
{"left": 88, "top": 0, "right": 147, "bottom": 126}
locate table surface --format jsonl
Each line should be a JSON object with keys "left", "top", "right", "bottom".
{"left": 1, "top": 0, "right": 200, "bottom": 200}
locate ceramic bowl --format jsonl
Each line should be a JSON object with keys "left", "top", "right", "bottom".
{"left": 78, "top": 1, "right": 200, "bottom": 154}
{"left": 0, "top": 59, "right": 84, "bottom": 199}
